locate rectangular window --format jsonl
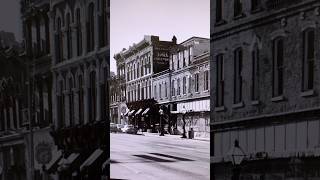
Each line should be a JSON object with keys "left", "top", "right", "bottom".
{"left": 216, "top": 0, "right": 222, "bottom": 22}
{"left": 188, "top": 76, "right": 192, "bottom": 93}
{"left": 171, "top": 55, "right": 174, "bottom": 70}
{"left": 234, "top": 0, "right": 243, "bottom": 17}
{"left": 251, "top": 0, "right": 261, "bottom": 11}
{"left": 216, "top": 54, "right": 224, "bottom": 107}
{"left": 177, "top": 78, "right": 181, "bottom": 95}
{"left": 195, "top": 73, "right": 199, "bottom": 92}
{"left": 204, "top": 71, "right": 209, "bottom": 91}
{"left": 177, "top": 53, "right": 180, "bottom": 69}
{"left": 302, "top": 29, "right": 315, "bottom": 91}
{"left": 165, "top": 82, "right": 167, "bottom": 98}
{"left": 183, "top": 77, "right": 187, "bottom": 94}
{"left": 154, "top": 85, "right": 157, "bottom": 99}
{"left": 252, "top": 48, "right": 259, "bottom": 101}
{"left": 273, "top": 38, "right": 284, "bottom": 97}
{"left": 159, "top": 84, "right": 162, "bottom": 99}
{"left": 172, "top": 80, "right": 175, "bottom": 97}
{"left": 183, "top": 51, "right": 186, "bottom": 67}
{"left": 234, "top": 48, "right": 243, "bottom": 104}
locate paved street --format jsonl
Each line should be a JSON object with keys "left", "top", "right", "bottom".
{"left": 110, "top": 133, "right": 210, "bottom": 180}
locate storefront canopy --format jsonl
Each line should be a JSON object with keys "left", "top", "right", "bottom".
{"left": 80, "top": 149, "right": 105, "bottom": 172}
{"left": 128, "top": 110, "right": 135, "bottom": 116}
{"left": 135, "top": 108, "right": 143, "bottom": 116}
{"left": 142, "top": 108, "right": 150, "bottom": 116}
{"left": 46, "top": 150, "right": 62, "bottom": 174}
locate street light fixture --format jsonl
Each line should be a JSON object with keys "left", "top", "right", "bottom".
{"left": 228, "top": 139, "right": 246, "bottom": 180}
{"left": 159, "top": 107, "right": 164, "bottom": 136}
{"left": 181, "top": 106, "right": 187, "bottom": 138}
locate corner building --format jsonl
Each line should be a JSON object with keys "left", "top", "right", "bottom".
{"left": 211, "top": 0, "right": 320, "bottom": 179}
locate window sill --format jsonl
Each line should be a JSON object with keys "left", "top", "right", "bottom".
{"left": 271, "top": 95, "right": 285, "bottom": 102}
{"left": 215, "top": 19, "right": 227, "bottom": 26}
{"left": 301, "top": 90, "right": 315, "bottom": 97}
{"left": 195, "top": 92, "right": 200, "bottom": 94}
{"left": 251, "top": 100, "right": 260, "bottom": 106}
{"left": 215, "top": 106, "right": 226, "bottom": 112}
{"left": 232, "top": 101, "right": 244, "bottom": 109}
{"left": 233, "top": 13, "right": 246, "bottom": 20}
{"left": 203, "top": 90, "right": 209, "bottom": 93}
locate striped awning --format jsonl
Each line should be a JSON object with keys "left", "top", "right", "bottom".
{"left": 142, "top": 108, "right": 150, "bottom": 116}
{"left": 128, "top": 110, "right": 135, "bottom": 116}
{"left": 80, "top": 149, "right": 104, "bottom": 172}
{"left": 135, "top": 108, "right": 143, "bottom": 116}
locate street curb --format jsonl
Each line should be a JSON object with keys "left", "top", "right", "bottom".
{"left": 142, "top": 133, "right": 210, "bottom": 142}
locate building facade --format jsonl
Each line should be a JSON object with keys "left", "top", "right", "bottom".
{"left": 49, "top": 0, "right": 110, "bottom": 179}
{"left": 153, "top": 37, "right": 210, "bottom": 137}
{"left": 211, "top": 0, "right": 320, "bottom": 179}
{"left": 114, "top": 35, "right": 177, "bottom": 130}
{"left": 0, "top": 46, "right": 28, "bottom": 180}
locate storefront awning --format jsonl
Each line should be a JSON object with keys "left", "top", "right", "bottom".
{"left": 142, "top": 108, "right": 150, "bottom": 116}
{"left": 46, "top": 150, "right": 62, "bottom": 173}
{"left": 58, "top": 153, "right": 80, "bottom": 166}
{"left": 80, "top": 149, "right": 104, "bottom": 172}
{"left": 128, "top": 110, "right": 135, "bottom": 116}
{"left": 170, "top": 111, "right": 179, "bottom": 114}
{"left": 135, "top": 108, "right": 143, "bottom": 116}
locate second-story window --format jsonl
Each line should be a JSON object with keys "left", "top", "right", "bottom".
{"left": 183, "top": 76, "right": 187, "bottom": 94}
{"left": 195, "top": 73, "right": 199, "bottom": 92}
{"left": 177, "top": 78, "right": 181, "bottom": 95}
{"left": 177, "top": 54, "right": 180, "bottom": 69}
{"left": 57, "top": 81, "right": 65, "bottom": 128}
{"left": 216, "top": 54, "right": 224, "bottom": 107}
{"left": 68, "top": 77, "right": 74, "bottom": 126}
{"left": 272, "top": 37, "right": 284, "bottom": 97}
{"left": 66, "top": 13, "right": 72, "bottom": 59}
{"left": 234, "top": 48, "right": 243, "bottom": 104}
{"left": 252, "top": 46, "right": 259, "bottom": 101}
{"left": 78, "top": 75, "right": 84, "bottom": 125}
{"left": 234, "top": 0, "right": 243, "bottom": 17}
{"left": 99, "top": 0, "right": 108, "bottom": 47}
{"left": 251, "top": 0, "right": 261, "bottom": 11}
{"left": 302, "top": 28, "right": 315, "bottom": 91}
{"left": 89, "top": 71, "right": 96, "bottom": 122}
{"left": 171, "top": 80, "right": 175, "bottom": 97}
{"left": 183, "top": 51, "right": 186, "bottom": 67}
{"left": 204, "top": 70, "right": 209, "bottom": 91}
{"left": 165, "top": 81, "right": 167, "bottom": 98}
{"left": 159, "top": 84, "right": 162, "bottom": 99}
{"left": 154, "top": 85, "right": 157, "bottom": 99}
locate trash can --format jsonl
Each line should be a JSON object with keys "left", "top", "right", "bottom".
{"left": 188, "top": 128, "right": 194, "bottom": 139}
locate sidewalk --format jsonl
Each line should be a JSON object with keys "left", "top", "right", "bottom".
{"left": 139, "top": 132, "right": 210, "bottom": 142}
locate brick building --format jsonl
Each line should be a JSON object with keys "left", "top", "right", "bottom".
{"left": 211, "top": 0, "right": 320, "bottom": 179}
{"left": 114, "top": 35, "right": 177, "bottom": 130}
{"left": 48, "top": 0, "right": 110, "bottom": 179}
{"left": 153, "top": 37, "right": 210, "bottom": 137}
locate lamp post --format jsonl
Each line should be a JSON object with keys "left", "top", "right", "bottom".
{"left": 181, "top": 106, "right": 187, "bottom": 138}
{"left": 228, "top": 140, "right": 246, "bottom": 180}
{"left": 159, "top": 107, "right": 164, "bottom": 136}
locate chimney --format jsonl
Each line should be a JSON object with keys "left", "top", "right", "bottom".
{"left": 172, "top": 36, "right": 177, "bottom": 44}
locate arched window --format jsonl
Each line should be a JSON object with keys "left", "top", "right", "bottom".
{"left": 68, "top": 77, "right": 74, "bottom": 126}
{"left": 234, "top": 48, "right": 243, "bottom": 103}
{"left": 302, "top": 28, "right": 315, "bottom": 91}
{"left": 87, "top": 3, "right": 95, "bottom": 52}
{"left": 252, "top": 45, "right": 259, "bottom": 101}
{"left": 76, "top": 9, "right": 82, "bottom": 56}
{"left": 66, "top": 13, "right": 72, "bottom": 59}
{"left": 57, "top": 80, "right": 65, "bottom": 128}
{"left": 78, "top": 75, "right": 84, "bottom": 125}
{"left": 89, "top": 71, "right": 96, "bottom": 122}
{"left": 99, "top": 0, "right": 108, "bottom": 47}
{"left": 55, "top": 18, "right": 63, "bottom": 62}
{"left": 272, "top": 37, "right": 284, "bottom": 97}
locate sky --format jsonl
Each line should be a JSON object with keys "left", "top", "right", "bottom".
{"left": 0, "top": 0, "right": 22, "bottom": 41}
{"left": 110, "top": 0, "right": 210, "bottom": 73}
{"left": 0, "top": 0, "right": 210, "bottom": 73}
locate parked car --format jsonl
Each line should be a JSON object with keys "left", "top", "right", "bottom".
{"left": 121, "top": 125, "right": 137, "bottom": 134}
{"left": 110, "top": 123, "right": 118, "bottom": 133}
{"left": 116, "top": 124, "right": 124, "bottom": 132}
